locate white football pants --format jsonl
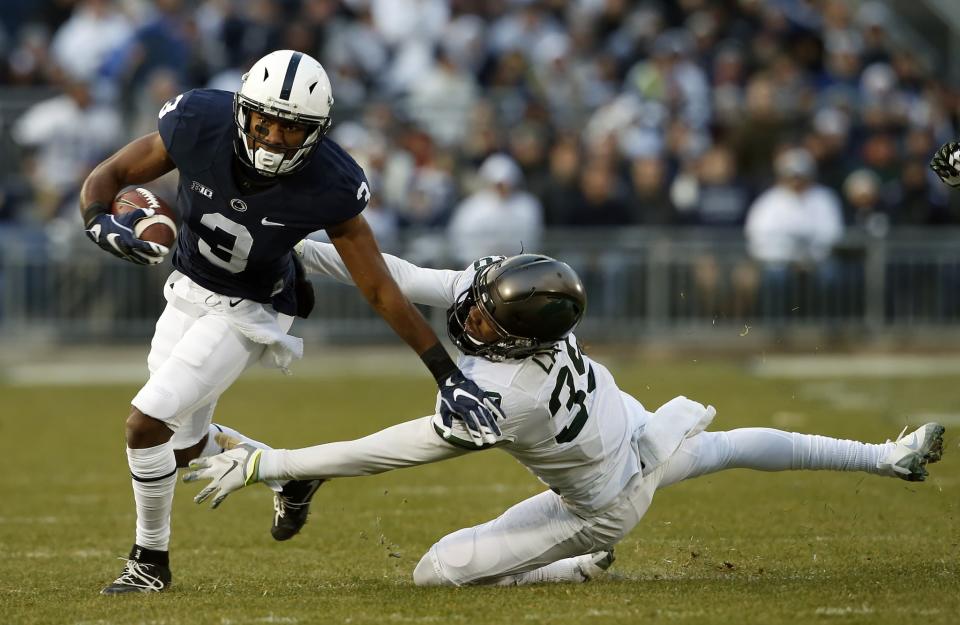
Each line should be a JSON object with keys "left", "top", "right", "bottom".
{"left": 131, "top": 299, "right": 294, "bottom": 450}
{"left": 413, "top": 428, "right": 889, "bottom": 586}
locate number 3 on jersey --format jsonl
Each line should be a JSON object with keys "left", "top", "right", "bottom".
{"left": 198, "top": 213, "right": 252, "bottom": 273}
{"left": 548, "top": 339, "right": 596, "bottom": 444}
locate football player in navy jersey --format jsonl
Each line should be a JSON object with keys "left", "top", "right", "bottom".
{"left": 79, "top": 50, "right": 502, "bottom": 594}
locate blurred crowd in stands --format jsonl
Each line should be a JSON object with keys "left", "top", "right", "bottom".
{"left": 1, "top": 0, "right": 959, "bottom": 268}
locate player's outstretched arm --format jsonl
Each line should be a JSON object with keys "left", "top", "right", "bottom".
{"left": 79, "top": 132, "right": 177, "bottom": 264}
{"left": 296, "top": 239, "right": 462, "bottom": 308}
{"left": 930, "top": 141, "right": 960, "bottom": 187}
{"left": 327, "top": 215, "right": 504, "bottom": 447}
{"left": 184, "top": 416, "right": 473, "bottom": 508}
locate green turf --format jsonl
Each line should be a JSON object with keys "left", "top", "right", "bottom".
{"left": 1, "top": 359, "right": 957, "bottom": 624}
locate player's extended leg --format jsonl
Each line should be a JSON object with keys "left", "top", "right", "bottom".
{"left": 412, "top": 474, "right": 655, "bottom": 587}
{"left": 657, "top": 424, "right": 945, "bottom": 490}
{"left": 102, "top": 306, "right": 279, "bottom": 594}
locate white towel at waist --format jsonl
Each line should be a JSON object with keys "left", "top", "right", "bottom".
{"left": 164, "top": 271, "right": 303, "bottom": 373}
{"left": 632, "top": 395, "right": 716, "bottom": 473}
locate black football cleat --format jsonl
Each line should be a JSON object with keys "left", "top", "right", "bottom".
{"left": 271, "top": 479, "right": 324, "bottom": 541}
{"left": 101, "top": 546, "right": 171, "bottom": 594}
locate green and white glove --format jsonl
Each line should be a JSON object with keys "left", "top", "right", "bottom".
{"left": 183, "top": 441, "right": 263, "bottom": 509}
{"left": 930, "top": 141, "right": 960, "bottom": 187}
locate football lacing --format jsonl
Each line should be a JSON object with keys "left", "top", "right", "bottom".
{"left": 273, "top": 492, "right": 309, "bottom": 522}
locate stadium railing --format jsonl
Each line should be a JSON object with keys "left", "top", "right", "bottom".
{"left": 1, "top": 227, "right": 959, "bottom": 348}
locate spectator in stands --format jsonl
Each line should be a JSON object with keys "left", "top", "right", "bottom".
{"left": 842, "top": 168, "right": 888, "bottom": 237}
{"left": 688, "top": 144, "right": 751, "bottom": 227}
{"left": 98, "top": 0, "right": 197, "bottom": 100}
{"left": 383, "top": 126, "right": 456, "bottom": 230}
{"left": 12, "top": 75, "right": 123, "bottom": 224}
{"left": 889, "top": 160, "right": 952, "bottom": 226}
{"left": 627, "top": 155, "right": 675, "bottom": 225}
{"left": 4, "top": 23, "right": 53, "bottom": 86}
{"left": 49, "top": 0, "right": 132, "bottom": 83}
{"left": 623, "top": 29, "right": 710, "bottom": 131}
{"left": 447, "top": 154, "right": 542, "bottom": 266}
{"left": 569, "top": 157, "right": 631, "bottom": 228}
{"left": 675, "top": 145, "right": 756, "bottom": 319}
{"left": 406, "top": 45, "right": 480, "bottom": 148}
{"left": 803, "top": 107, "right": 855, "bottom": 194}
{"left": 539, "top": 134, "right": 583, "bottom": 227}
{"left": 507, "top": 122, "right": 552, "bottom": 206}
{"left": 744, "top": 147, "right": 845, "bottom": 316}
{"left": 729, "top": 74, "right": 798, "bottom": 187}
{"left": 709, "top": 44, "right": 747, "bottom": 127}
{"left": 371, "top": 0, "right": 448, "bottom": 50}
{"left": 488, "top": 1, "right": 562, "bottom": 61}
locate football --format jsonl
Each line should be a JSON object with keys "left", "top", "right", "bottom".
{"left": 112, "top": 187, "right": 179, "bottom": 248}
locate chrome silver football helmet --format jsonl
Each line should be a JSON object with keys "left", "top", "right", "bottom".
{"left": 447, "top": 254, "right": 587, "bottom": 361}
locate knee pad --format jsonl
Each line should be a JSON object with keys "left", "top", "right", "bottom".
{"left": 412, "top": 550, "right": 452, "bottom": 587}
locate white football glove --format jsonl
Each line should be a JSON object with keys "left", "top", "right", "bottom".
{"left": 183, "top": 441, "right": 263, "bottom": 509}
{"left": 930, "top": 141, "right": 960, "bottom": 188}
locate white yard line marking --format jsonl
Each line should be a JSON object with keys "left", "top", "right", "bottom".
{"left": 752, "top": 355, "right": 960, "bottom": 378}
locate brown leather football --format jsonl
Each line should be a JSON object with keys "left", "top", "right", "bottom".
{"left": 112, "top": 188, "right": 179, "bottom": 248}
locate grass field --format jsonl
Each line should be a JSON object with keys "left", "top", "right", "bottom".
{"left": 1, "top": 356, "right": 957, "bottom": 625}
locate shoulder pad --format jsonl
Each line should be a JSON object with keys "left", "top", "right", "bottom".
{"left": 158, "top": 89, "right": 234, "bottom": 165}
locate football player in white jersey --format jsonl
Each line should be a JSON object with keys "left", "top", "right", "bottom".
{"left": 185, "top": 245, "right": 946, "bottom": 587}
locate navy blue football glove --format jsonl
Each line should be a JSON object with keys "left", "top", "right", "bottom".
{"left": 85, "top": 208, "right": 169, "bottom": 265}
{"left": 437, "top": 371, "right": 505, "bottom": 448}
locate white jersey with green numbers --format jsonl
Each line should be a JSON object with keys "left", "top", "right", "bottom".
{"left": 454, "top": 333, "right": 643, "bottom": 512}
{"left": 298, "top": 243, "right": 645, "bottom": 512}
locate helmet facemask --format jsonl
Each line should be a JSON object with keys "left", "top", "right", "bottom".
{"left": 232, "top": 50, "right": 335, "bottom": 177}
{"left": 234, "top": 93, "right": 330, "bottom": 176}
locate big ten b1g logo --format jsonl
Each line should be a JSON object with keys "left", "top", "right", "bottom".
{"left": 190, "top": 181, "right": 214, "bottom": 199}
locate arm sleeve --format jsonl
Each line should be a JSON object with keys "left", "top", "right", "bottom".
{"left": 258, "top": 416, "right": 469, "bottom": 481}
{"left": 300, "top": 239, "right": 463, "bottom": 308}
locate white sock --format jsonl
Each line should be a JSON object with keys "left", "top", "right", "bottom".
{"left": 128, "top": 442, "right": 177, "bottom": 551}
{"left": 723, "top": 428, "right": 894, "bottom": 474}
{"left": 201, "top": 423, "right": 283, "bottom": 491}
{"left": 495, "top": 555, "right": 591, "bottom": 586}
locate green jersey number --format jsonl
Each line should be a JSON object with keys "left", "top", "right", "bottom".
{"left": 548, "top": 339, "right": 596, "bottom": 444}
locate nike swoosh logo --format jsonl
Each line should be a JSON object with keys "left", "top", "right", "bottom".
{"left": 222, "top": 459, "right": 240, "bottom": 478}
{"left": 901, "top": 438, "right": 924, "bottom": 452}
{"left": 261, "top": 217, "right": 285, "bottom": 227}
{"left": 229, "top": 299, "right": 243, "bottom": 307}
{"left": 451, "top": 388, "right": 477, "bottom": 402}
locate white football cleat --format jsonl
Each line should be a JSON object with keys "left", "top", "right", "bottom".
{"left": 877, "top": 423, "right": 945, "bottom": 482}
{"left": 576, "top": 550, "right": 616, "bottom": 581}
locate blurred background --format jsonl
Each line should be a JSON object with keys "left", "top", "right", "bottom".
{"left": 1, "top": 0, "right": 960, "bottom": 358}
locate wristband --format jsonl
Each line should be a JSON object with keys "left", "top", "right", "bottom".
{"left": 82, "top": 201, "right": 110, "bottom": 228}
{"left": 420, "top": 342, "right": 458, "bottom": 384}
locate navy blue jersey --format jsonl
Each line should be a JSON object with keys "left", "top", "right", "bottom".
{"left": 157, "top": 89, "right": 369, "bottom": 315}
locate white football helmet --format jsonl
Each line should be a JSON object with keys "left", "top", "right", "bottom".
{"left": 234, "top": 50, "right": 334, "bottom": 176}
